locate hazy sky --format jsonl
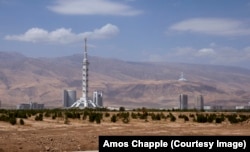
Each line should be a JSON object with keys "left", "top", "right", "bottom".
{"left": 1, "top": 0, "right": 250, "bottom": 68}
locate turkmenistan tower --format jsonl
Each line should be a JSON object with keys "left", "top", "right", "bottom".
{"left": 82, "top": 38, "right": 89, "bottom": 101}
{"left": 71, "top": 38, "right": 97, "bottom": 108}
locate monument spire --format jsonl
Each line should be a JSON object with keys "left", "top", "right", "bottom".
{"left": 82, "top": 38, "right": 89, "bottom": 100}
{"left": 70, "top": 38, "right": 101, "bottom": 108}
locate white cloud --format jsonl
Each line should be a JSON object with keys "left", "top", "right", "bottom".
{"left": 47, "top": 0, "right": 142, "bottom": 16}
{"left": 82, "top": 23, "right": 119, "bottom": 39}
{"left": 5, "top": 23, "right": 119, "bottom": 44}
{"left": 196, "top": 48, "right": 216, "bottom": 57}
{"left": 169, "top": 18, "right": 250, "bottom": 36}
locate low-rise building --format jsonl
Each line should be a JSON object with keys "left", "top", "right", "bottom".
{"left": 17, "top": 102, "right": 44, "bottom": 110}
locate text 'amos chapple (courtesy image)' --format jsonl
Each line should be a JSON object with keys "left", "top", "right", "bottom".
{"left": 99, "top": 136, "right": 249, "bottom": 152}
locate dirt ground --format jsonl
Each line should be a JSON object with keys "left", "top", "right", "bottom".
{"left": 0, "top": 112, "right": 250, "bottom": 151}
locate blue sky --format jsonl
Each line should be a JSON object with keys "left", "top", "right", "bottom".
{"left": 1, "top": 0, "right": 250, "bottom": 68}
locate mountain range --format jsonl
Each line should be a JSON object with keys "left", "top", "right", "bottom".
{"left": 0, "top": 51, "right": 250, "bottom": 108}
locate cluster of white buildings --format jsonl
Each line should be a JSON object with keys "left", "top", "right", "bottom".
{"left": 62, "top": 38, "right": 103, "bottom": 109}
{"left": 63, "top": 90, "right": 103, "bottom": 108}
{"left": 179, "top": 94, "right": 204, "bottom": 110}
{"left": 178, "top": 73, "right": 250, "bottom": 111}
{"left": 17, "top": 102, "right": 44, "bottom": 110}
{"left": 178, "top": 93, "right": 250, "bottom": 111}
{"left": 178, "top": 73, "right": 205, "bottom": 110}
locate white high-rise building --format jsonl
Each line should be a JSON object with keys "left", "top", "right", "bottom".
{"left": 71, "top": 38, "right": 98, "bottom": 108}
{"left": 93, "top": 91, "right": 103, "bottom": 107}
{"left": 63, "top": 90, "right": 76, "bottom": 107}
{"left": 179, "top": 94, "right": 188, "bottom": 110}
{"left": 196, "top": 95, "right": 204, "bottom": 110}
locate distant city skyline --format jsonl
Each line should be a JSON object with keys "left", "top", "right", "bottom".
{"left": 1, "top": 0, "right": 250, "bottom": 69}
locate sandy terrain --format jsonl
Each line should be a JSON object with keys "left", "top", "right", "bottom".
{"left": 0, "top": 112, "right": 249, "bottom": 151}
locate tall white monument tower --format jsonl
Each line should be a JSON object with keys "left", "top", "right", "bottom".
{"left": 82, "top": 38, "right": 89, "bottom": 101}
{"left": 178, "top": 72, "right": 187, "bottom": 81}
{"left": 71, "top": 38, "right": 97, "bottom": 108}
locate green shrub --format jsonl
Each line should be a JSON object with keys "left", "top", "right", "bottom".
{"left": 220, "top": 114, "right": 225, "bottom": 121}
{"left": 83, "top": 111, "right": 89, "bottom": 120}
{"left": 196, "top": 114, "right": 207, "bottom": 123}
{"left": 131, "top": 112, "right": 137, "bottom": 119}
{"left": 105, "top": 112, "right": 110, "bottom": 117}
{"left": 64, "top": 112, "right": 74, "bottom": 119}
{"left": 52, "top": 115, "right": 56, "bottom": 120}
{"left": 0, "top": 114, "right": 9, "bottom": 122}
{"left": 215, "top": 117, "right": 223, "bottom": 123}
{"left": 122, "top": 117, "right": 130, "bottom": 123}
{"left": 119, "top": 107, "right": 125, "bottom": 112}
{"left": 16, "top": 111, "right": 27, "bottom": 119}
{"left": 151, "top": 113, "right": 161, "bottom": 121}
{"left": 20, "top": 119, "right": 25, "bottom": 125}
{"left": 89, "top": 112, "right": 103, "bottom": 124}
{"left": 178, "top": 114, "right": 189, "bottom": 121}
{"left": 35, "top": 113, "right": 43, "bottom": 121}
{"left": 96, "top": 116, "right": 101, "bottom": 124}
{"left": 183, "top": 115, "right": 189, "bottom": 121}
{"left": 139, "top": 112, "right": 148, "bottom": 120}
{"left": 239, "top": 115, "right": 249, "bottom": 122}
{"left": 8, "top": 112, "right": 14, "bottom": 118}
{"left": 170, "top": 116, "right": 176, "bottom": 122}
{"left": 89, "top": 113, "right": 96, "bottom": 123}
{"left": 64, "top": 115, "right": 69, "bottom": 124}
{"left": 57, "top": 111, "right": 63, "bottom": 117}
{"left": 27, "top": 113, "right": 31, "bottom": 117}
{"left": 226, "top": 114, "right": 238, "bottom": 124}
{"left": 44, "top": 112, "right": 51, "bottom": 117}
{"left": 82, "top": 115, "right": 87, "bottom": 120}
{"left": 9, "top": 117, "right": 16, "bottom": 125}
{"left": 168, "top": 113, "right": 176, "bottom": 122}
{"left": 111, "top": 114, "right": 117, "bottom": 123}
{"left": 189, "top": 114, "right": 195, "bottom": 118}
{"left": 117, "top": 112, "right": 129, "bottom": 119}
{"left": 75, "top": 112, "right": 81, "bottom": 119}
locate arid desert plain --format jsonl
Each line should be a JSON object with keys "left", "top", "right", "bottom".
{"left": 0, "top": 111, "right": 250, "bottom": 151}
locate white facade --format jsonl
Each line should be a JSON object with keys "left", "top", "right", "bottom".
{"left": 196, "top": 95, "right": 204, "bottom": 110}
{"left": 235, "top": 106, "right": 250, "bottom": 110}
{"left": 17, "top": 102, "right": 44, "bottom": 109}
{"left": 93, "top": 91, "right": 103, "bottom": 107}
{"left": 204, "top": 105, "right": 223, "bottom": 111}
{"left": 63, "top": 90, "right": 76, "bottom": 107}
{"left": 179, "top": 94, "right": 188, "bottom": 110}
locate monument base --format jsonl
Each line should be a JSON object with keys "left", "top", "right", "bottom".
{"left": 70, "top": 97, "right": 97, "bottom": 109}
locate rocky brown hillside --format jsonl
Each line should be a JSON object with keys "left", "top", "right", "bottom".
{"left": 0, "top": 52, "right": 250, "bottom": 108}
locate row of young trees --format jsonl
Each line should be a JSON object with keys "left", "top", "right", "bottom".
{"left": 0, "top": 108, "right": 250, "bottom": 125}
{"left": 189, "top": 113, "right": 250, "bottom": 124}
{"left": 0, "top": 112, "right": 25, "bottom": 125}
